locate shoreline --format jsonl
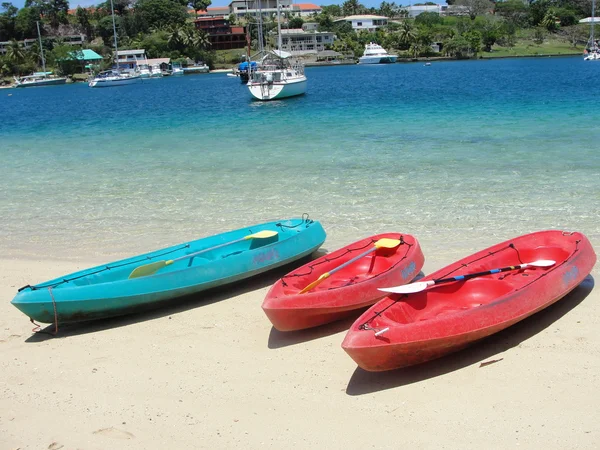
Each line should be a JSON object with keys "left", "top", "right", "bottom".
{"left": 2, "top": 52, "right": 582, "bottom": 89}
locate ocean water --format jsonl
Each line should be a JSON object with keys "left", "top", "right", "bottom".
{"left": 1, "top": 56, "right": 599, "bottom": 271}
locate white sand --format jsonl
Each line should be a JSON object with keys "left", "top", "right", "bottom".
{"left": 1, "top": 254, "right": 599, "bottom": 449}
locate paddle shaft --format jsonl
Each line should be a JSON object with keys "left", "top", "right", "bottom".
{"left": 432, "top": 262, "right": 537, "bottom": 286}
{"left": 170, "top": 236, "right": 249, "bottom": 264}
{"left": 298, "top": 247, "right": 377, "bottom": 294}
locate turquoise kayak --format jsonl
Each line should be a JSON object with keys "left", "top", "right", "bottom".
{"left": 12, "top": 217, "right": 326, "bottom": 324}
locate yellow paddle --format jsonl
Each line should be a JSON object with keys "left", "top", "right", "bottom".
{"left": 298, "top": 238, "right": 401, "bottom": 294}
{"left": 128, "top": 230, "right": 278, "bottom": 279}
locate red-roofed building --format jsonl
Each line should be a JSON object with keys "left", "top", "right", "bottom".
{"left": 194, "top": 17, "right": 248, "bottom": 50}
{"left": 292, "top": 3, "right": 322, "bottom": 16}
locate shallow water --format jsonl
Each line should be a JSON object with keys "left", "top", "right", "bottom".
{"left": 1, "top": 56, "right": 598, "bottom": 270}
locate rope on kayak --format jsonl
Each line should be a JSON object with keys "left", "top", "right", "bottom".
{"left": 30, "top": 286, "right": 59, "bottom": 336}
{"left": 280, "top": 234, "right": 408, "bottom": 288}
{"left": 276, "top": 213, "right": 313, "bottom": 230}
{"left": 19, "top": 244, "right": 191, "bottom": 291}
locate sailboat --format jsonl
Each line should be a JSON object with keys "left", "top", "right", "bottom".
{"left": 89, "top": 0, "right": 140, "bottom": 87}
{"left": 246, "top": 0, "right": 307, "bottom": 101}
{"left": 13, "top": 21, "right": 67, "bottom": 88}
{"left": 581, "top": 0, "right": 600, "bottom": 60}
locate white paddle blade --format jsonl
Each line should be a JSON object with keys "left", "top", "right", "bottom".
{"left": 378, "top": 281, "right": 431, "bottom": 294}
{"left": 528, "top": 259, "right": 556, "bottom": 267}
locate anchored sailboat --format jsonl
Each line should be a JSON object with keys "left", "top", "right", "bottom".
{"left": 14, "top": 21, "right": 67, "bottom": 88}
{"left": 246, "top": 0, "right": 307, "bottom": 101}
{"left": 581, "top": 0, "right": 600, "bottom": 60}
{"left": 89, "top": 0, "right": 140, "bottom": 87}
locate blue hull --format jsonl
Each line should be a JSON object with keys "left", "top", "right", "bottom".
{"left": 12, "top": 217, "right": 326, "bottom": 323}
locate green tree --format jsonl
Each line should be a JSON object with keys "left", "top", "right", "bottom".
{"left": 5, "top": 39, "right": 25, "bottom": 63}
{"left": 288, "top": 16, "right": 303, "bottom": 29}
{"left": 189, "top": 0, "right": 210, "bottom": 18}
{"left": 0, "top": 2, "right": 18, "bottom": 40}
{"left": 494, "top": 0, "right": 529, "bottom": 27}
{"left": 15, "top": 6, "right": 40, "bottom": 39}
{"left": 455, "top": 0, "right": 493, "bottom": 20}
{"left": 541, "top": 10, "right": 559, "bottom": 31}
{"left": 342, "top": 0, "right": 362, "bottom": 16}
{"left": 135, "top": 0, "right": 188, "bottom": 32}
{"left": 75, "top": 6, "right": 94, "bottom": 39}
{"left": 321, "top": 4, "right": 342, "bottom": 17}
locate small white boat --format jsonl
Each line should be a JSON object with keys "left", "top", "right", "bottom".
{"left": 137, "top": 63, "right": 151, "bottom": 78}
{"left": 171, "top": 63, "right": 184, "bottom": 76}
{"left": 14, "top": 72, "right": 66, "bottom": 88}
{"left": 182, "top": 63, "right": 209, "bottom": 74}
{"left": 89, "top": 70, "right": 141, "bottom": 88}
{"left": 359, "top": 42, "right": 398, "bottom": 64}
{"left": 14, "top": 21, "right": 67, "bottom": 88}
{"left": 247, "top": 50, "right": 307, "bottom": 101}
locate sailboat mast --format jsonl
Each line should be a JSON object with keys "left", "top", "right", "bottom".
{"left": 592, "top": 0, "right": 596, "bottom": 45}
{"left": 36, "top": 21, "right": 45, "bottom": 72}
{"left": 110, "top": 0, "right": 119, "bottom": 69}
{"left": 276, "top": 0, "right": 282, "bottom": 50}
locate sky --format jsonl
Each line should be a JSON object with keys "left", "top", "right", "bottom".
{"left": 8, "top": 0, "right": 416, "bottom": 11}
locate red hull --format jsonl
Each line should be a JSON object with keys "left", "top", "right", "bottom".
{"left": 262, "top": 233, "right": 425, "bottom": 331}
{"left": 342, "top": 230, "right": 596, "bottom": 371}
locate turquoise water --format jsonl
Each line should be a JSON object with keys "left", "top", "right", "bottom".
{"left": 1, "top": 56, "right": 599, "bottom": 269}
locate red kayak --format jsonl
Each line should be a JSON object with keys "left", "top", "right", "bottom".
{"left": 262, "top": 233, "right": 424, "bottom": 331}
{"left": 342, "top": 230, "right": 596, "bottom": 372}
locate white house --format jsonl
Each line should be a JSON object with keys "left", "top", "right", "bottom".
{"left": 279, "top": 25, "right": 335, "bottom": 55}
{"left": 334, "top": 15, "right": 389, "bottom": 32}
{"left": 230, "top": 0, "right": 294, "bottom": 18}
{"left": 404, "top": 5, "right": 442, "bottom": 17}
{"left": 116, "top": 49, "right": 146, "bottom": 69}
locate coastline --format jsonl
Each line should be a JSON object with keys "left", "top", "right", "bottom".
{"left": 1, "top": 250, "right": 598, "bottom": 449}
{"left": 1, "top": 51, "right": 582, "bottom": 88}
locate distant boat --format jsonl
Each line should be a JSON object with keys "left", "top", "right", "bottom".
{"left": 182, "top": 62, "right": 209, "bottom": 74}
{"left": 88, "top": 70, "right": 141, "bottom": 87}
{"left": 358, "top": 42, "right": 398, "bottom": 64}
{"left": 580, "top": 0, "right": 600, "bottom": 61}
{"left": 14, "top": 72, "right": 66, "bottom": 88}
{"left": 171, "top": 62, "right": 184, "bottom": 76}
{"left": 88, "top": 0, "right": 140, "bottom": 88}
{"left": 14, "top": 21, "right": 66, "bottom": 88}
{"left": 246, "top": 0, "right": 306, "bottom": 101}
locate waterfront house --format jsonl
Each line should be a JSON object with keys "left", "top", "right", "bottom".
{"left": 194, "top": 16, "right": 248, "bottom": 50}
{"left": 279, "top": 25, "right": 335, "bottom": 55}
{"left": 116, "top": 49, "right": 146, "bottom": 69}
{"left": 334, "top": 15, "right": 390, "bottom": 32}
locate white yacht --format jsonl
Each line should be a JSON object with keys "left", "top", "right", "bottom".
{"left": 14, "top": 72, "right": 66, "bottom": 87}
{"left": 358, "top": 42, "right": 398, "bottom": 64}
{"left": 247, "top": 50, "right": 307, "bottom": 101}
{"left": 14, "top": 22, "right": 66, "bottom": 88}
{"left": 89, "top": 70, "right": 140, "bottom": 87}
{"left": 246, "top": 0, "right": 306, "bottom": 101}
{"left": 88, "top": 0, "right": 140, "bottom": 88}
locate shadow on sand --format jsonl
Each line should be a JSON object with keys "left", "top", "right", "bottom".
{"left": 345, "top": 275, "right": 595, "bottom": 396}
{"left": 24, "top": 253, "right": 325, "bottom": 343}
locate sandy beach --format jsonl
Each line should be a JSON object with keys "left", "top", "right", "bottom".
{"left": 1, "top": 248, "right": 598, "bottom": 450}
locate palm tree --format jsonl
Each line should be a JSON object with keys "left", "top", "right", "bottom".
{"left": 5, "top": 40, "right": 25, "bottom": 64}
